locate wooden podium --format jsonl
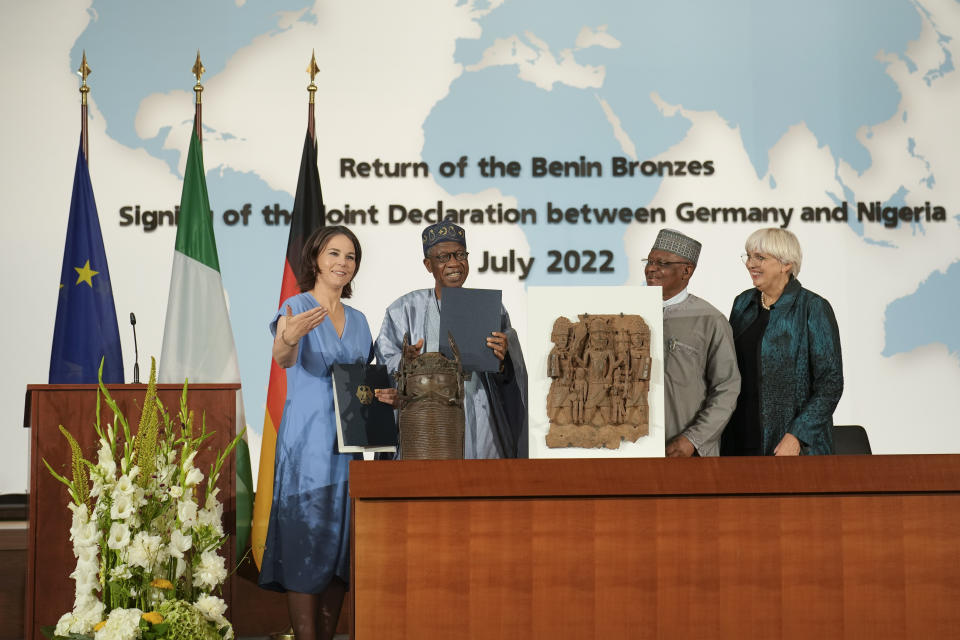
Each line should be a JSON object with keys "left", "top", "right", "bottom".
{"left": 24, "top": 383, "right": 239, "bottom": 640}
{"left": 350, "top": 455, "right": 960, "bottom": 639}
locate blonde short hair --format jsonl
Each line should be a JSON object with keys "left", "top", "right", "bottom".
{"left": 745, "top": 228, "right": 802, "bottom": 276}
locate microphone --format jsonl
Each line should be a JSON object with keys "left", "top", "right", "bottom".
{"left": 130, "top": 312, "right": 140, "bottom": 384}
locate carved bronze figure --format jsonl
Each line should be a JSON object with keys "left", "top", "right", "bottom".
{"left": 546, "top": 314, "right": 652, "bottom": 449}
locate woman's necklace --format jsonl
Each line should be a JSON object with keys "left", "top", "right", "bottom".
{"left": 761, "top": 292, "right": 772, "bottom": 310}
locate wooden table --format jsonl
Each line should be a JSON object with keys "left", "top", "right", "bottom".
{"left": 350, "top": 455, "right": 960, "bottom": 639}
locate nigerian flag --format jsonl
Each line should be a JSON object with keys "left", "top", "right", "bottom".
{"left": 159, "top": 124, "right": 253, "bottom": 552}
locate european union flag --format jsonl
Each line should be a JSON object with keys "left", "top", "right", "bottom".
{"left": 49, "top": 140, "right": 124, "bottom": 383}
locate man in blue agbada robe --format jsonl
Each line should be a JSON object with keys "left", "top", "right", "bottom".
{"left": 375, "top": 221, "right": 528, "bottom": 458}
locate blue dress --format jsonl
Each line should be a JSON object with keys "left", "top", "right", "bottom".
{"left": 259, "top": 292, "right": 373, "bottom": 593}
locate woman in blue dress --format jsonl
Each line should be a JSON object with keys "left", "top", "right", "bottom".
{"left": 259, "top": 225, "right": 384, "bottom": 640}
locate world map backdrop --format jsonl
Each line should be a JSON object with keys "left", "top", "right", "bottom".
{"left": 2, "top": 0, "right": 959, "bottom": 492}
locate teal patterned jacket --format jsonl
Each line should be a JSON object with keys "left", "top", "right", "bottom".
{"left": 729, "top": 277, "right": 843, "bottom": 455}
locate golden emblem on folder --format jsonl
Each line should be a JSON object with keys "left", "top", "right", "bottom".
{"left": 356, "top": 384, "right": 373, "bottom": 405}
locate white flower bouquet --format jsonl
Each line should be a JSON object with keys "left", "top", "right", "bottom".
{"left": 43, "top": 359, "right": 243, "bottom": 640}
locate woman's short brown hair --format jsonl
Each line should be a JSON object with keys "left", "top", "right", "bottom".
{"left": 298, "top": 226, "right": 362, "bottom": 298}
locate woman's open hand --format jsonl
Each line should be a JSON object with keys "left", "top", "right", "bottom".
{"left": 280, "top": 303, "right": 328, "bottom": 345}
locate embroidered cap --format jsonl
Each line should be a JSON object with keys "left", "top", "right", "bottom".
{"left": 422, "top": 221, "right": 466, "bottom": 256}
{"left": 651, "top": 228, "right": 701, "bottom": 264}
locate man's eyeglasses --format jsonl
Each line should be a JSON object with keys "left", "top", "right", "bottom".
{"left": 430, "top": 250, "right": 469, "bottom": 263}
{"left": 641, "top": 259, "right": 689, "bottom": 269}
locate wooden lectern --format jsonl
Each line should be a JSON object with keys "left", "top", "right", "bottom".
{"left": 24, "top": 383, "right": 239, "bottom": 640}
{"left": 351, "top": 455, "right": 960, "bottom": 639}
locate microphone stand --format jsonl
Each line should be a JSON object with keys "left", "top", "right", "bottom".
{"left": 130, "top": 313, "right": 140, "bottom": 384}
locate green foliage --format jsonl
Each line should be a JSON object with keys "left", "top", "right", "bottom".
{"left": 135, "top": 361, "right": 160, "bottom": 488}
{"left": 41, "top": 425, "right": 90, "bottom": 508}
{"left": 157, "top": 600, "right": 221, "bottom": 640}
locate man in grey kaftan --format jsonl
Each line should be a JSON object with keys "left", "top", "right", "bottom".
{"left": 375, "top": 221, "right": 527, "bottom": 459}
{"left": 645, "top": 229, "right": 740, "bottom": 457}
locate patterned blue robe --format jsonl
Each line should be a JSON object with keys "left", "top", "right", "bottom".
{"left": 375, "top": 289, "right": 527, "bottom": 459}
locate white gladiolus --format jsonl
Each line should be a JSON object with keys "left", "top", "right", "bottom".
{"left": 204, "top": 491, "right": 224, "bottom": 514}
{"left": 97, "top": 439, "right": 115, "bottom": 468}
{"left": 157, "top": 465, "right": 176, "bottom": 490}
{"left": 182, "top": 450, "right": 198, "bottom": 471}
{"left": 113, "top": 467, "right": 140, "bottom": 500}
{"left": 74, "top": 593, "right": 100, "bottom": 612}
{"left": 110, "top": 493, "right": 135, "bottom": 521}
{"left": 76, "top": 544, "right": 98, "bottom": 564}
{"left": 177, "top": 498, "right": 199, "bottom": 527}
{"left": 71, "top": 567, "right": 99, "bottom": 599}
{"left": 97, "top": 464, "right": 117, "bottom": 484}
{"left": 113, "top": 473, "right": 134, "bottom": 496}
{"left": 78, "top": 599, "right": 105, "bottom": 627}
{"left": 107, "top": 522, "right": 131, "bottom": 550}
{"left": 174, "top": 556, "right": 187, "bottom": 579}
{"left": 69, "top": 502, "right": 90, "bottom": 530}
{"left": 73, "top": 554, "right": 98, "bottom": 579}
{"left": 109, "top": 564, "right": 133, "bottom": 581}
{"left": 184, "top": 466, "right": 204, "bottom": 487}
{"left": 72, "top": 521, "right": 100, "bottom": 547}
{"left": 197, "top": 507, "right": 224, "bottom": 536}
{"left": 89, "top": 474, "right": 104, "bottom": 498}
{"left": 54, "top": 611, "right": 76, "bottom": 636}
{"left": 167, "top": 528, "right": 192, "bottom": 558}
{"left": 168, "top": 485, "right": 184, "bottom": 499}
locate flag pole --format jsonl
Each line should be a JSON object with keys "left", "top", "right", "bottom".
{"left": 192, "top": 51, "right": 205, "bottom": 140}
{"left": 250, "top": 51, "right": 328, "bottom": 574}
{"left": 78, "top": 51, "right": 91, "bottom": 162}
{"left": 307, "top": 50, "right": 319, "bottom": 142}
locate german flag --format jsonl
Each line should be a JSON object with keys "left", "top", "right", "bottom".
{"left": 250, "top": 119, "right": 325, "bottom": 568}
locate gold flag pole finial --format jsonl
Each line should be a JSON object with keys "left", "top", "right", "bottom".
{"left": 192, "top": 51, "right": 205, "bottom": 105}
{"left": 78, "top": 51, "right": 92, "bottom": 106}
{"left": 79, "top": 51, "right": 92, "bottom": 161}
{"left": 306, "top": 50, "right": 320, "bottom": 140}
{"left": 307, "top": 49, "right": 320, "bottom": 104}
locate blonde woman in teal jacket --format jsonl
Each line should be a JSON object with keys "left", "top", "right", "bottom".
{"left": 721, "top": 228, "right": 843, "bottom": 456}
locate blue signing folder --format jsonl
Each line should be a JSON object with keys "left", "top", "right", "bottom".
{"left": 331, "top": 363, "right": 398, "bottom": 453}
{"left": 438, "top": 287, "right": 502, "bottom": 373}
